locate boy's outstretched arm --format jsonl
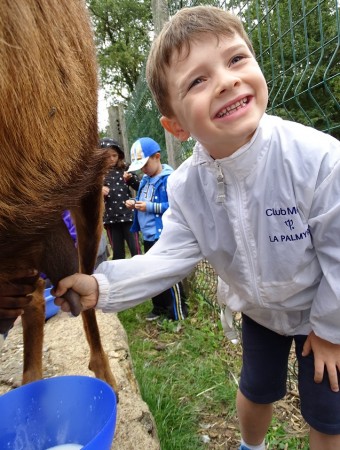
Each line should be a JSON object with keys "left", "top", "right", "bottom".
{"left": 302, "top": 331, "right": 340, "bottom": 392}
{"left": 53, "top": 274, "right": 99, "bottom": 312}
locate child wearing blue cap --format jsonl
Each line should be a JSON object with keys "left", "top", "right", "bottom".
{"left": 125, "top": 137, "right": 188, "bottom": 321}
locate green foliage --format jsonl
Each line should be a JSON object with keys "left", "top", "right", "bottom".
{"left": 86, "top": 0, "right": 153, "bottom": 101}
{"left": 169, "top": 0, "right": 221, "bottom": 15}
{"left": 236, "top": 0, "right": 340, "bottom": 138}
{"left": 124, "top": 67, "right": 167, "bottom": 154}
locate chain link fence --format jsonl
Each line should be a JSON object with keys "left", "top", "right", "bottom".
{"left": 123, "top": 0, "right": 340, "bottom": 305}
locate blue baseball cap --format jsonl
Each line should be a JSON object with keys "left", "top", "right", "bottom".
{"left": 128, "top": 137, "right": 160, "bottom": 172}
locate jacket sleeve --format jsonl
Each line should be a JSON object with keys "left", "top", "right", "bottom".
{"left": 145, "top": 201, "right": 169, "bottom": 215}
{"left": 145, "top": 175, "right": 169, "bottom": 215}
{"left": 126, "top": 173, "right": 140, "bottom": 191}
{"left": 93, "top": 176, "right": 202, "bottom": 312}
{"left": 309, "top": 158, "right": 340, "bottom": 344}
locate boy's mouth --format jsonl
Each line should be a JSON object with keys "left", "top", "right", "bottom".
{"left": 215, "top": 96, "right": 249, "bottom": 118}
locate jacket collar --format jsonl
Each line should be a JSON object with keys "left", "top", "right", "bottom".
{"left": 191, "top": 113, "right": 272, "bottom": 179}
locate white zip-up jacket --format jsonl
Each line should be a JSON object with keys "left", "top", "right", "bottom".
{"left": 94, "top": 114, "right": 340, "bottom": 343}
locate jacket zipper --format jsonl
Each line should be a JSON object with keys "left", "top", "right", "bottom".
{"left": 215, "top": 162, "right": 226, "bottom": 203}
{"left": 218, "top": 163, "right": 263, "bottom": 307}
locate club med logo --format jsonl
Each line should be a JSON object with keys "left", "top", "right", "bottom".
{"left": 266, "top": 206, "right": 298, "bottom": 216}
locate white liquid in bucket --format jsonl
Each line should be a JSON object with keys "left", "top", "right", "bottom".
{"left": 45, "top": 445, "right": 83, "bottom": 450}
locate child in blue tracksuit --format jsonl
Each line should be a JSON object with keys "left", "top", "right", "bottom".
{"left": 125, "top": 137, "right": 188, "bottom": 321}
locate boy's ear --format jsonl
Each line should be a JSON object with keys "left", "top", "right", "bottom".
{"left": 160, "top": 116, "right": 190, "bottom": 142}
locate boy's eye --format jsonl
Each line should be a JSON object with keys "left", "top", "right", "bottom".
{"left": 230, "top": 55, "right": 244, "bottom": 65}
{"left": 188, "top": 77, "right": 204, "bottom": 90}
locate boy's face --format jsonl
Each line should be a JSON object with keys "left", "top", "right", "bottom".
{"left": 161, "top": 34, "right": 268, "bottom": 159}
{"left": 141, "top": 153, "right": 162, "bottom": 177}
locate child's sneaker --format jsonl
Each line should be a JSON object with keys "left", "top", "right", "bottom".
{"left": 145, "top": 312, "right": 160, "bottom": 321}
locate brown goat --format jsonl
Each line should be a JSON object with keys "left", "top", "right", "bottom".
{"left": 0, "top": 0, "right": 118, "bottom": 393}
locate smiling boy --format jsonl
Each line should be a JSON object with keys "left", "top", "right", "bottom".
{"left": 51, "top": 6, "right": 340, "bottom": 449}
{"left": 157, "top": 35, "right": 267, "bottom": 159}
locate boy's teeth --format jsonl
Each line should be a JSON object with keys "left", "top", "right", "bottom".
{"left": 217, "top": 97, "right": 247, "bottom": 118}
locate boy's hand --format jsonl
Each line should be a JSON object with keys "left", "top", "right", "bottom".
{"left": 134, "top": 200, "right": 147, "bottom": 212}
{"left": 302, "top": 331, "right": 340, "bottom": 392}
{"left": 0, "top": 269, "right": 39, "bottom": 318}
{"left": 53, "top": 274, "right": 99, "bottom": 312}
{"left": 102, "top": 186, "right": 109, "bottom": 196}
{"left": 125, "top": 199, "right": 136, "bottom": 209}
{"left": 123, "top": 171, "right": 132, "bottom": 182}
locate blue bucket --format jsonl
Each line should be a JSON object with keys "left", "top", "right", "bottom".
{"left": 44, "top": 287, "right": 60, "bottom": 319}
{"left": 0, "top": 375, "right": 117, "bottom": 449}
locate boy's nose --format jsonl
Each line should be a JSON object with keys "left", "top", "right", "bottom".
{"left": 215, "top": 73, "right": 241, "bottom": 96}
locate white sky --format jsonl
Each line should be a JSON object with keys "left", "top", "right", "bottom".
{"left": 98, "top": 89, "right": 109, "bottom": 131}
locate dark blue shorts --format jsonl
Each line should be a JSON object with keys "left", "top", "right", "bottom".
{"left": 239, "top": 314, "right": 340, "bottom": 435}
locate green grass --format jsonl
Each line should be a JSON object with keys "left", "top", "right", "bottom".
{"left": 118, "top": 295, "right": 241, "bottom": 449}
{"left": 266, "top": 419, "right": 309, "bottom": 450}
{"left": 118, "top": 295, "right": 309, "bottom": 449}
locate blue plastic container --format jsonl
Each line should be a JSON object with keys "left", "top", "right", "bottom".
{"left": 0, "top": 375, "right": 117, "bottom": 450}
{"left": 44, "top": 287, "right": 60, "bottom": 319}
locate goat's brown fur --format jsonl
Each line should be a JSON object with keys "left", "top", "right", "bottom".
{"left": 0, "top": 0, "right": 118, "bottom": 393}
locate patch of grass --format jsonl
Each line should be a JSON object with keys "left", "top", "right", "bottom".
{"left": 266, "top": 418, "right": 309, "bottom": 450}
{"left": 119, "top": 297, "right": 239, "bottom": 449}
{"left": 118, "top": 296, "right": 309, "bottom": 449}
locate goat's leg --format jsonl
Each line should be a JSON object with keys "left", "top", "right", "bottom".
{"left": 17, "top": 221, "right": 93, "bottom": 389}
{"left": 81, "top": 308, "right": 119, "bottom": 393}
{"left": 21, "top": 277, "right": 45, "bottom": 384}
{"left": 72, "top": 185, "right": 119, "bottom": 394}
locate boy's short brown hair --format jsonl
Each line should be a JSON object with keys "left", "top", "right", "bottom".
{"left": 146, "top": 6, "right": 255, "bottom": 118}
